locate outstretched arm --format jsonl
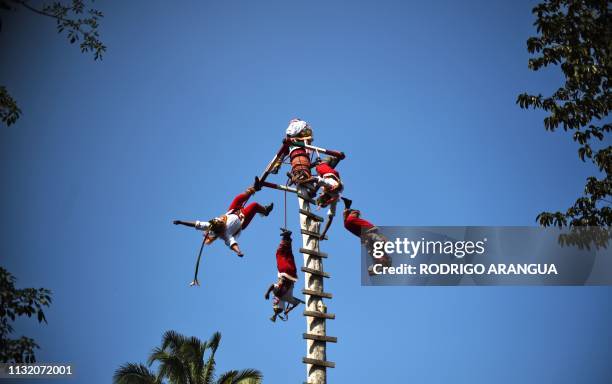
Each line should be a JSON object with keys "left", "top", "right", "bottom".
{"left": 320, "top": 201, "right": 337, "bottom": 239}
{"left": 173, "top": 220, "right": 196, "bottom": 228}
{"left": 230, "top": 243, "right": 244, "bottom": 257}
{"left": 264, "top": 284, "right": 275, "bottom": 300}
{"left": 174, "top": 220, "right": 211, "bottom": 231}
{"left": 320, "top": 215, "right": 334, "bottom": 239}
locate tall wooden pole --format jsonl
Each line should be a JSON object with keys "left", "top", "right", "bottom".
{"left": 259, "top": 139, "right": 341, "bottom": 383}
{"left": 298, "top": 185, "right": 336, "bottom": 384}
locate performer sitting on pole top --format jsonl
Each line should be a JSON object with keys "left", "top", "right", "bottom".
{"left": 342, "top": 197, "right": 392, "bottom": 275}
{"left": 173, "top": 186, "right": 273, "bottom": 257}
{"left": 313, "top": 156, "right": 344, "bottom": 239}
{"left": 286, "top": 118, "right": 313, "bottom": 143}
{"left": 264, "top": 228, "right": 304, "bottom": 322}
{"left": 272, "top": 118, "right": 314, "bottom": 184}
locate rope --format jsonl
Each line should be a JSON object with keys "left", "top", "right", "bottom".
{"left": 284, "top": 177, "right": 289, "bottom": 229}
{"left": 190, "top": 237, "right": 206, "bottom": 287}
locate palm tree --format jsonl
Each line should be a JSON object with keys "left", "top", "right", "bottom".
{"left": 113, "top": 363, "right": 161, "bottom": 384}
{"left": 113, "top": 331, "right": 262, "bottom": 384}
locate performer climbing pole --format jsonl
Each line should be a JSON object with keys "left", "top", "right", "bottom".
{"left": 258, "top": 118, "right": 344, "bottom": 384}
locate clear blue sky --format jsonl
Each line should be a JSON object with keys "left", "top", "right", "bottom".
{"left": 1, "top": 1, "right": 610, "bottom": 383}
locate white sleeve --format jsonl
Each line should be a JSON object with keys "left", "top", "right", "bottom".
{"left": 318, "top": 176, "right": 337, "bottom": 189}
{"left": 195, "top": 220, "right": 210, "bottom": 231}
{"left": 313, "top": 176, "right": 325, "bottom": 190}
{"left": 224, "top": 234, "right": 238, "bottom": 247}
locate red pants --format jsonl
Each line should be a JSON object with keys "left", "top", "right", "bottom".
{"left": 276, "top": 239, "right": 297, "bottom": 281}
{"left": 228, "top": 192, "right": 266, "bottom": 230}
{"left": 315, "top": 162, "right": 340, "bottom": 178}
{"left": 344, "top": 211, "right": 375, "bottom": 237}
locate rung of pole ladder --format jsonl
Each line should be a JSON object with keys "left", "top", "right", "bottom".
{"left": 302, "top": 357, "right": 336, "bottom": 368}
{"left": 299, "top": 209, "right": 324, "bottom": 222}
{"left": 301, "top": 267, "right": 330, "bottom": 278}
{"left": 300, "top": 248, "right": 328, "bottom": 258}
{"left": 303, "top": 310, "right": 335, "bottom": 319}
{"left": 302, "top": 289, "right": 333, "bottom": 299}
{"left": 303, "top": 333, "right": 338, "bottom": 343}
{"left": 301, "top": 229, "right": 328, "bottom": 240}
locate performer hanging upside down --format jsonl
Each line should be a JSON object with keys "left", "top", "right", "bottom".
{"left": 342, "top": 197, "right": 392, "bottom": 275}
{"left": 313, "top": 156, "right": 344, "bottom": 239}
{"left": 264, "top": 228, "right": 304, "bottom": 322}
{"left": 173, "top": 186, "right": 273, "bottom": 257}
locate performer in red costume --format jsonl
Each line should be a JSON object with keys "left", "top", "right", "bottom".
{"left": 342, "top": 197, "right": 392, "bottom": 274}
{"left": 173, "top": 187, "right": 273, "bottom": 257}
{"left": 267, "top": 118, "right": 314, "bottom": 184}
{"left": 264, "top": 228, "right": 304, "bottom": 322}
{"left": 313, "top": 156, "right": 344, "bottom": 239}
{"left": 314, "top": 157, "right": 343, "bottom": 207}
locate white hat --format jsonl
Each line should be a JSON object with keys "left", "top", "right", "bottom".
{"left": 286, "top": 118, "right": 311, "bottom": 137}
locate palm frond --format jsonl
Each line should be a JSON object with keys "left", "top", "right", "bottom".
{"left": 181, "top": 337, "right": 206, "bottom": 384}
{"left": 113, "top": 363, "right": 160, "bottom": 384}
{"left": 215, "top": 368, "right": 262, "bottom": 384}
{"left": 147, "top": 347, "right": 166, "bottom": 366}
{"left": 201, "top": 355, "right": 216, "bottom": 384}
{"left": 215, "top": 370, "right": 238, "bottom": 384}
{"left": 230, "top": 368, "right": 262, "bottom": 384}
{"left": 181, "top": 336, "right": 207, "bottom": 367}
{"left": 207, "top": 332, "right": 222, "bottom": 356}
{"left": 161, "top": 330, "right": 187, "bottom": 354}
{"left": 156, "top": 354, "right": 190, "bottom": 384}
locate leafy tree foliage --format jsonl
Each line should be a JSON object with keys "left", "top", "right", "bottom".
{"left": 0, "top": 86, "right": 21, "bottom": 126}
{"left": 114, "top": 330, "right": 262, "bottom": 384}
{"left": 0, "top": 267, "right": 52, "bottom": 363}
{"left": 517, "top": 0, "right": 611, "bottom": 232}
{"left": 0, "top": 0, "right": 105, "bottom": 126}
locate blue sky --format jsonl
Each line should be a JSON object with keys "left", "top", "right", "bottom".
{"left": 1, "top": 0, "right": 610, "bottom": 383}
